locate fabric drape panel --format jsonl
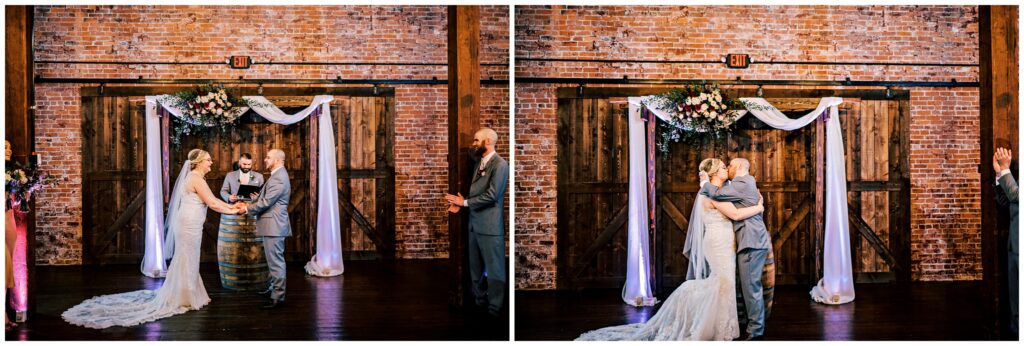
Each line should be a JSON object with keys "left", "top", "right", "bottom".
{"left": 621, "top": 100, "right": 658, "bottom": 307}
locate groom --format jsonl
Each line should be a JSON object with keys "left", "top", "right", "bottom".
{"left": 700, "top": 158, "right": 770, "bottom": 341}
{"left": 246, "top": 148, "right": 291, "bottom": 310}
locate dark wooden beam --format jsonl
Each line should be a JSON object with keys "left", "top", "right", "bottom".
{"left": 447, "top": 5, "right": 481, "bottom": 308}
{"left": 571, "top": 204, "right": 629, "bottom": 279}
{"left": 80, "top": 86, "right": 397, "bottom": 98}
{"left": 5, "top": 5, "right": 36, "bottom": 319}
{"left": 979, "top": 5, "right": 1019, "bottom": 340}
{"left": 309, "top": 107, "right": 319, "bottom": 256}
{"left": 644, "top": 109, "right": 659, "bottom": 293}
{"left": 557, "top": 87, "right": 912, "bottom": 101}
{"left": 813, "top": 113, "right": 826, "bottom": 282}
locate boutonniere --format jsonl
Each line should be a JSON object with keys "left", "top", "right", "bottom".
{"left": 478, "top": 168, "right": 486, "bottom": 177}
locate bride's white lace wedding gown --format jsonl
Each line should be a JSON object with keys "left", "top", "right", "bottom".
{"left": 63, "top": 187, "right": 211, "bottom": 329}
{"left": 576, "top": 206, "right": 740, "bottom": 341}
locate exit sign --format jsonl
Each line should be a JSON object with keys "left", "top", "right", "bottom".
{"left": 229, "top": 56, "right": 252, "bottom": 69}
{"left": 725, "top": 54, "right": 750, "bottom": 69}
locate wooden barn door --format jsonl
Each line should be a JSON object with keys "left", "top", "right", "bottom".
{"left": 82, "top": 88, "right": 396, "bottom": 264}
{"left": 332, "top": 95, "right": 396, "bottom": 260}
{"left": 556, "top": 97, "right": 631, "bottom": 289}
{"left": 81, "top": 96, "right": 148, "bottom": 264}
{"left": 555, "top": 88, "right": 911, "bottom": 291}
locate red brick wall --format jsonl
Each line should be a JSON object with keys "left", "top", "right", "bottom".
{"left": 515, "top": 5, "right": 981, "bottom": 289}
{"left": 30, "top": 5, "right": 509, "bottom": 264}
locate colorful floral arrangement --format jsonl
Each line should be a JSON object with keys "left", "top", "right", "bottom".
{"left": 160, "top": 85, "right": 266, "bottom": 148}
{"left": 641, "top": 84, "right": 744, "bottom": 154}
{"left": 5, "top": 162, "right": 60, "bottom": 212}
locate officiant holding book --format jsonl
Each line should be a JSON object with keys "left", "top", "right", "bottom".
{"left": 221, "top": 153, "right": 265, "bottom": 202}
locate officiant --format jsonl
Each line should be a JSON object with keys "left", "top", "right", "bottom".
{"left": 221, "top": 153, "right": 265, "bottom": 202}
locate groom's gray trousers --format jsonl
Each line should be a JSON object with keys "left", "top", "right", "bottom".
{"left": 737, "top": 247, "right": 768, "bottom": 337}
{"left": 263, "top": 236, "right": 287, "bottom": 302}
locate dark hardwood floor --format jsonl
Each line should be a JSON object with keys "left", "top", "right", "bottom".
{"left": 516, "top": 281, "right": 1008, "bottom": 341}
{"left": 5, "top": 259, "right": 508, "bottom": 341}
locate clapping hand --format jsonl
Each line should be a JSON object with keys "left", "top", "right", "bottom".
{"left": 994, "top": 147, "right": 1013, "bottom": 173}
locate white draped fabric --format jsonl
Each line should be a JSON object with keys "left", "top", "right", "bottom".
{"left": 622, "top": 102, "right": 658, "bottom": 307}
{"left": 141, "top": 95, "right": 345, "bottom": 278}
{"left": 626, "top": 96, "right": 854, "bottom": 305}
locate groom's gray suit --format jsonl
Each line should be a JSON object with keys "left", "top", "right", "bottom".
{"left": 700, "top": 174, "right": 770, "bottom": 338}
{"left": 247, "top": 167, "right": 291, "bottom": 302}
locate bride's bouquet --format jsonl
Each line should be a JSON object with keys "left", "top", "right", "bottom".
{"left": 642, "top": 84, "right": 743, "bottom": 154}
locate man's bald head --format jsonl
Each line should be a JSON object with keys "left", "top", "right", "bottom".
{"left": 728, "top": 158, "right": 750, "bottom": 179}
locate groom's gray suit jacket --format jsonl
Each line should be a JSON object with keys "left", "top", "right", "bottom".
{"left": 247, "top": 168, "right": 292, "bottom": 237}
{"left": 220, "top": 170, "right": 265, "bottom": 202}
{"left": 699, "top": 175, "right": 769, "bottom": 252}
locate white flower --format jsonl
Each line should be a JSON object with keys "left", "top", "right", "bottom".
{"left": 710, "top": 111, "right": 718, "bottom": 118}
{"left": 226, "top": 102, "right": 232, "bottom": 107}
{"left": 715, "top": 95, "right": 722, "bottom": 103}
{"left": 722, "top": 104, "right": 728, "bottom": 110}
{"left": 208, "top": 102, "right": 216, "bottom": 108}
{"left": 207, "top": 92, "right": 215, "bottom": 98}
{"left": 700, "top": 103, "right": 709, "bottom": 112}
{"left": 215, "top": 108, "right": 223, "bottom": 115}
{"left": 700, "top": 94, "right": 708, "bottom": 101}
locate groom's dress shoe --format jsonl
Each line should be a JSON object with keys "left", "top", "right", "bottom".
{"left": 742, "top": 334, "right": 763, "bottom": 341}
{"left": 261, "top": 299, "right": 284, "bottom": 310}
{"left": 256, "top": 288, "right": 272, "bottom": 297}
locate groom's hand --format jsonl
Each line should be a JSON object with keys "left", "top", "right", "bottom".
{"left": 229, "top": 194, "right": 238, "bottom": 202}
{"left": 249, "top": 192, "right": 260, "bottom": 200}
{"left": 698, "top": 171, "right": 709, "bottom": 184}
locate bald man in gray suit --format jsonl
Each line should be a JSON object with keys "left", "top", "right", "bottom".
{"left": 246, "top": 149, "right": 291, "bottom": 310}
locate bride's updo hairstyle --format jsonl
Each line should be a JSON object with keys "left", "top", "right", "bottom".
{"left": 699, "top": 158, "right": 725, "bottom": 176}
{"left": 187, "top": 149, "right": 209, "bottom": 170}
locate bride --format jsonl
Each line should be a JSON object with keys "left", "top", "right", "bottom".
{"left": 63, "top": 149, "right": 246, "bottom": 329}
{"left": 577, "top": 158, "right": 764, "bottom": 341}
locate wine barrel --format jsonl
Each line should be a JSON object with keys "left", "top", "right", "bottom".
{"left": 217, "top": 214, "right": 269, "bottom": 291}
{"left": 737, "top": 246, "right": 776, "bottom": 322}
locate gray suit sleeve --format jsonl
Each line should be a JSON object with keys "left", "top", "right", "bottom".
{"left": 999, "top": 172, "right": 1019, "bottom": 203}
{"left": 701, "top": 177, "right": 749, "bottom": 203}
{"left": 220, "top": 173, "right": 233, "bottom": 202}
{"left": 467, "top": 160, "right": 509, "bottom": 211}
{"left": 247, "top": 176, "right": 285, "bottom": 215}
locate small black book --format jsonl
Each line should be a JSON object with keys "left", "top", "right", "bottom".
{"left": 235, "top": 184, "right": 263, "bottom": 201}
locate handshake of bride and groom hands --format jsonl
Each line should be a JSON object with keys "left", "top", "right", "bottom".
{"left": 226, "top": 192, "right": 260, "bottom": 215}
